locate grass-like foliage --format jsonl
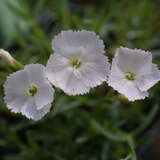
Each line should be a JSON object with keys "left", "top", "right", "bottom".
{"left": 0, "top": 0, "right": 160, "bottom": 159}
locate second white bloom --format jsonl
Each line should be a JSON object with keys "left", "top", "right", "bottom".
{"left": 46, "top": 30, "right": 110, "bottom": 95}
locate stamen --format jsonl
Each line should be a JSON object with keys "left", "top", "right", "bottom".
{"left": 28, "top": 85, "right": 38, "bottom": 97}
{"left": 125, "top": 72, "right": 136, "bottom": 81}
{"left": 70, "top": 58, "right": 82, "bottom": 69}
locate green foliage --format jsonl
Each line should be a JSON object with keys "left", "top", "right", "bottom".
{"left": 0, "top": 0, "right": 160, "bottom": 159}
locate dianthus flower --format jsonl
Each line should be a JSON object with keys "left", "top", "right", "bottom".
{"left": 108, "top": 47, "right": 160, "bottom": 101}
{"left": 46, "top": 30, "right": 110, "bottom": 95}
{"left": 4, "top": 64, "right": 54, "bottom": 120}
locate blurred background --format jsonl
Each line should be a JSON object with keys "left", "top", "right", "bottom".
{"left": 0, "top": 0, "right": 160, "bottom": 159}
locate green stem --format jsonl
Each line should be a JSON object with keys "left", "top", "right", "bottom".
{"left": 12, "top": 59, "right": 24, "bottom": 70}
{"left": 125, "top": 135, "right": 137, "bottom": 160}
{"left": 90, "top": 119, "right": 126, "bottom": 142}
{"left": 120, "top": 154, "right": 132, "bottom": 160}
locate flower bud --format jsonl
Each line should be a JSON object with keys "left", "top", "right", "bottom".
{"left": 0, "top": 49, "right": 23, "bottom": 70}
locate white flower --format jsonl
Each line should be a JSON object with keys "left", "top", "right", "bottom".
{"left": 108, "top": 47, "right": 160, "bottom": 101}
{"left": 4, "top": 64, "right": 54, "bottom": 120}
{"left": 46, "top": 30, "right": 110, "bottom": 95}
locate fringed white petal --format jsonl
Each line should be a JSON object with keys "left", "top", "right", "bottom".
{"left": 52, "top": 30, "right": 105, "bottom": 57}
{"left": 4, "top": 64, "right": 54, "bottom": 120}
{"left": 47, "top": 30, "right": 110, "bottom": 95}
{"left": 108, "top": 47, "right": 159, "bottom": 101}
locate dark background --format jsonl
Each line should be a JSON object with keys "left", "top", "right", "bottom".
{"left": 0, "top": 0, "right": 160, "bottom": 159}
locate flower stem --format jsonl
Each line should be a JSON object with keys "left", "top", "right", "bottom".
{"left": 11, "top": 59, "right": 24, "bottom": 70}
{"left": 125, "top": 134, "right": 137, "bottom": 160}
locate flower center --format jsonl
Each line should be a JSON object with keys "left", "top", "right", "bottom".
{"left": 70, "top": 58, "right": 82, "bottom": 69}
{"left": 28, "top": 85, "right": 38, "bottom": 97}
{"left": 125, "top": 72, "right": 136, "bottom": 81}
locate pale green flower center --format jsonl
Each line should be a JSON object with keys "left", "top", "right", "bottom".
{"left": 125, "top": 72, "right": 136, "bottom": 81}
{"left": 28, "top": 85, "right": 38, "bottom": 97}
{"left": 70, "top": 58, "right": 82, "bottom": 69}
